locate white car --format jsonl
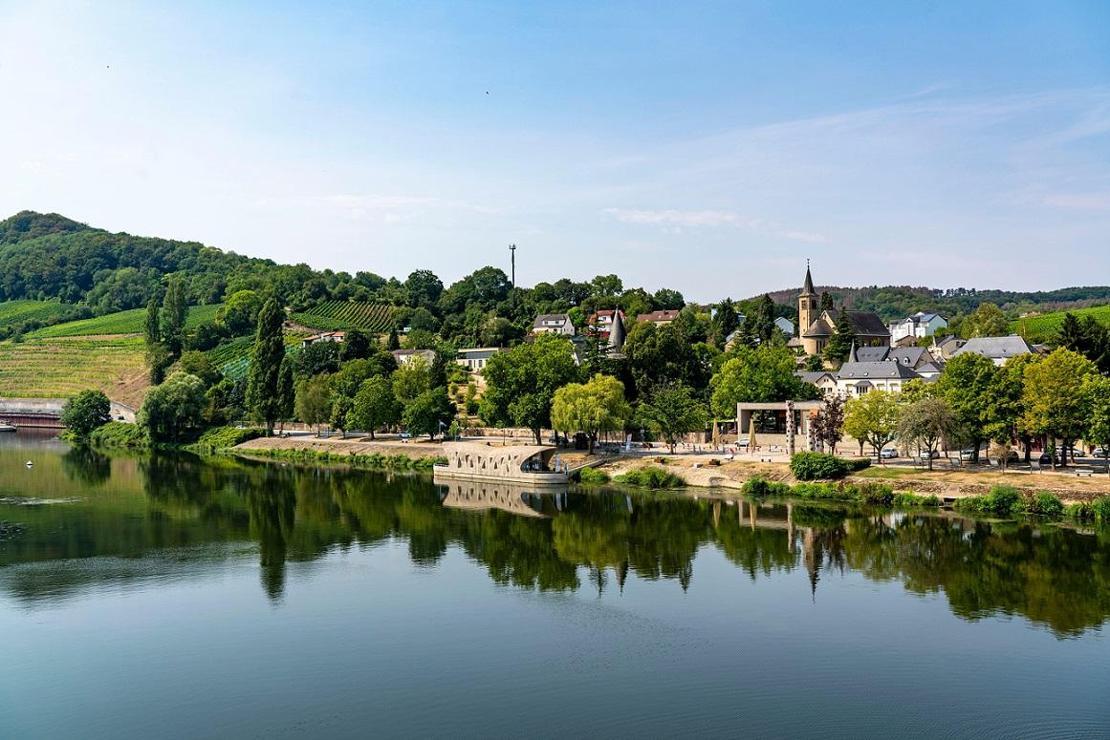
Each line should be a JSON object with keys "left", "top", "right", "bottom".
{"left": 879, "top": 447, "right": 898, "bottom": 459}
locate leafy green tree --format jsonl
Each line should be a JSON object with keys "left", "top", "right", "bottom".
{"left": 1056, "top": 313, "right": 1110, "bottom": 374}
{"left": 1021, "top": 348, "right": 1097, "bottom": 467}
{"left": 962, "top": 302, "right": 1009, "bottom": 338}
{"left": 144, "top": 297, "right": 161, "bottom": 346}
{"left": 393, "top": 357, "right": 432, "bottom": 406}
{"left": 295, "top": 374, "right": 333, "bottom": 431}
{"left": 277, "top": 357, "right": 295, "bottom": 432}
{"left": 897, "top": 397, "right": 957, "bottom": 470}
{"left": 819, "top": 291, "right": 834, "bottom": 312}
{"left": 636, "top": 383, "right": 708, "bottom": 454}
{"left": 403, "top": 269, "right": 444, "bottom": 309}
{"left": 479, "top": 334, "right": 580, "bottom": 444}
{"left": 330, "top": 358, "right": 391, "bottom": 432}
{"left": 386, "top": 327, "right": 401, "bottom": 351}
{"left": 551, "top": 374, "right": 632, "bottom": 454}
{"left": 936, "top": 353, "right": 997, "bottom": 461}
{"left": 160, "top": 277, "right": 189, "bottom": 356}
{"left": 709, "top": 345, "right": 817, "bottom": 417}
{"left": 60, "top": 389, "right": 112, "bottom": 442}
{"left": 139, "top": 372, "right": 207, "bottom": 443}
{"left": 822, "top": 313, "right": 856, "bottom": 365}
{"left": 711, "top": 298, "right": 739, "bottom": 348}
{"left": 245, "top": 298, "right": 286, "bottom": 435}
{"left": 843, "top": 390, "right": 900, "bottom": 460}
{"left": 624, "top": 322, "right": 710, "bottom": 399}
{"left": 297, "top": 341, "right": 341, "bottom": 377}
{"left": 403, "top": 387, "right": 455, "bottom": 439}
{"left": 339, "top": 329, "right": 373, "bottom": 362}
{"left": 983, "top": 354, "right": 1038, "bottom": 458}
{"left": 1084, "top": 375, "right": 1110, "bottom": 476}
{"left": 216, "top": 289, "right": 262, "bottom": 336}
{"left": 350, "top": 375, "right": 399, "bottom": 439}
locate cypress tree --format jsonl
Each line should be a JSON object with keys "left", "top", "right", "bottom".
{"left": 161, "top": 277, "right": 188, "bottom": 357}
{"left": 246, "top": 298, "right": 286, "bottom": 435}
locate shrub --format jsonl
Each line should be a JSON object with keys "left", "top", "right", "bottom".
{"left": 1094, "top": 497, "right": 1110, "bottom": 524}
{"left": 790, "top": 451, "right": 850, "bottom": 481}
{"left": 578, "top": 467, "right": 611, "bottom": 484}
{"left": 742, "top": 476, "right": 790, "bottom": 498}
{"left": 192, "top": 425, "right": 262, "bottom": 451}
{"left": 791, "top": 481, "right": 848, "bottom": 500}
{"left": 614, "top": 466, "right": 684, "bottom": 489}
{"left": 1020, "top": 491, "right": 1064, "bottom": 518}
{"left": 954, "top": 485, "right": 1022, "bottom": 516}
{"left": 846, "top": 458, "right": 872, "bottom": 473}
{"left": 892, "top": 492, "right": 941, "bottom": 508}
{"left": 89, "top": 421, "right": 148, "bottom": 449}
{"left": 854, "top": 482, "right": 894, "bottom": 506}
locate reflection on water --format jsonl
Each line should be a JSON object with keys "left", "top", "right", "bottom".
{"left": 1, "top": 437, "right": 1108, "bottom": 636}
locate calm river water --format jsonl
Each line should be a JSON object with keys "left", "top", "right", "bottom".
{"left": 1, "top": 434, "right": 1108, "bottom": 738}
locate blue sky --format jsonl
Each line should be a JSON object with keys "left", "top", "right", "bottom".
{"left": 1, "top": 1, "right": 1108, "bottom": 300}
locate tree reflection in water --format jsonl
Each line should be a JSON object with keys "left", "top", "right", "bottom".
{"left": 1, "top": 449, "right": 1108, "bottom": 635}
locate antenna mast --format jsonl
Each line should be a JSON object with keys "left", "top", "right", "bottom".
{"left": 509, "top": 244, "right": 516, "bottom": 288}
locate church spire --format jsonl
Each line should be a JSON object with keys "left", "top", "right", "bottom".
{"left": 802, "top": 259, "right": 815, "bottom": 296}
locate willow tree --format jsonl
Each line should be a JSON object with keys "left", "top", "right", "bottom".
{"left": 552, "top": 374, "right": 631, "bottom": 454}
{"left": 246, "top": 298, "right": 286, "bottom": 435}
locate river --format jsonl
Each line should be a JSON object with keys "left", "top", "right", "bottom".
{"left": 1, "top": 434, "right": 1108, "bottom": 738}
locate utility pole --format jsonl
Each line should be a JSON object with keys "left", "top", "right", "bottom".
{"left": 509, "top": 243, "right": 516, "bottom": 288}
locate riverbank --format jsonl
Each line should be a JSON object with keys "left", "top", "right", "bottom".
{"left": 232, "top": 434, "right": 1110, "bottom": 502}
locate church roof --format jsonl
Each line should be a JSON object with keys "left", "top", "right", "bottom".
{"left": 802, "top": 264, "right": 816, "bottom": 295}
{"left": 804, "top": 309, "right": 889, "bottom": 339}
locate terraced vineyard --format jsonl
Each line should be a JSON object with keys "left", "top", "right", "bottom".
{"left": 1012, "top": 304, "right": 1110, "bottom": 343}
{"left": 208, "top": 331, "right": 308, "bottom": 381}
{"left": 291, "top": 301, "right": 398, "bottom": 332}
{"left": 0, "top": 300, "right": 76, "bottom": 328}
{"left": 30, "top": 304, "right": 222, "bottom": 338}
{"left": 0, "top": 336, "right": 148, "bottom": 403}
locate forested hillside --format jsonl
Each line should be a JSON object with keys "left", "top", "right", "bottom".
{"left": 760, "top": 284, "right": 1110, "bottom": 323}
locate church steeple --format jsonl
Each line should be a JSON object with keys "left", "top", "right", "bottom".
{"left": 801, "top": 259, "right": 816, "bottom": 296}
{"left": 798, "top": 261, "right": 818, "bottom": 354}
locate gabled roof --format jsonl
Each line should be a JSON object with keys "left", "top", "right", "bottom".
{"left": 803, "top": 309, "right": 889, "bottom": 339}
{"left": 533, "top": 313, "right": 570, "bottom": 328}
{"left": 636, "top": 309, "right": 680, "bottom": 323}
{"left": 797, "top": 370, "right": 835, "bottom": 384}
{"left": 836, "top": 362, "right": 920, "bottom": 380}
{"left": 952, "top": 336, "right": 1032, "bottom": 360}
{"left": 917, "top": 362, "right": 943, "bottom": 375}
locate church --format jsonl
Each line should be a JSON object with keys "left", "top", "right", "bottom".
{"left": 797, "top": 264, "right": 890, "bottom": 356}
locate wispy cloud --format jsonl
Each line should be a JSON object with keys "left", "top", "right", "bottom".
{"left": 602, "top": 208, "right": 827, "bottom": 243}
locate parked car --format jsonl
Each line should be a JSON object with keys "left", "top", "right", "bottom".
{"left": 1093, "top": 447, "right": 1108, "bottom": 458}
{"left": 879, "top": 447, "right": 898, "bottom": 459}
{"left": 918, "top": 449, "right": 940, "bottom": 460}
{"left": 959, "top": 449, "right": 978, "bottom": 461}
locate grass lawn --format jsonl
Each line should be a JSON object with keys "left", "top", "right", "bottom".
{"left": 855, "top": 466, "right": 928, "bottom": 479}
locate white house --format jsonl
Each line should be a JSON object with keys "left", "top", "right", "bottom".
{"left": 301, "top": 331, "right": 346, "bottom": 348}
{"left": 832, "top": 361, "right": 921, "bottom": 397}
{"left": 455, "top": 347, "right": 503, "bottom": 372}
{"left": 888, "top": 312, "right": 948, "bottom": 344}
{"left": 532, "top": 313, "right": 576, "bottom": 336}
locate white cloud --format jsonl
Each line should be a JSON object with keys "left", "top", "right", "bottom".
{"left": 1042, "top": 192, "right": 1110, "bottom": 211}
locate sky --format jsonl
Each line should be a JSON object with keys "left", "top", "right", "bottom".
{"left": 0, "top": 1, "right": 1108, "bottom": 301}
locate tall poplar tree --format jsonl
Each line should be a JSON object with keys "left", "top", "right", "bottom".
{"left": 246, "top": 298, "right": 286, "bottom": 435}
{"left": 160, "top": 277, "right": 189, "bottom": 357}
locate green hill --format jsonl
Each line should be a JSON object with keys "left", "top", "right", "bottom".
{"left": 0, "top": 336, "right": 148, "bottom": 405}
{"left": 1012, "top": 304, "right": 1110, "bottom": 343}
{"left": 30, "top": 304, "right": 222, "bottom": 338}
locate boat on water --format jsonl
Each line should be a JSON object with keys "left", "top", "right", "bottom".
{"left": 433, "top": 442, "right": 570, "bottom": 486}
{"left": 0, "top": 421, "right": 16, "bottom": 433}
